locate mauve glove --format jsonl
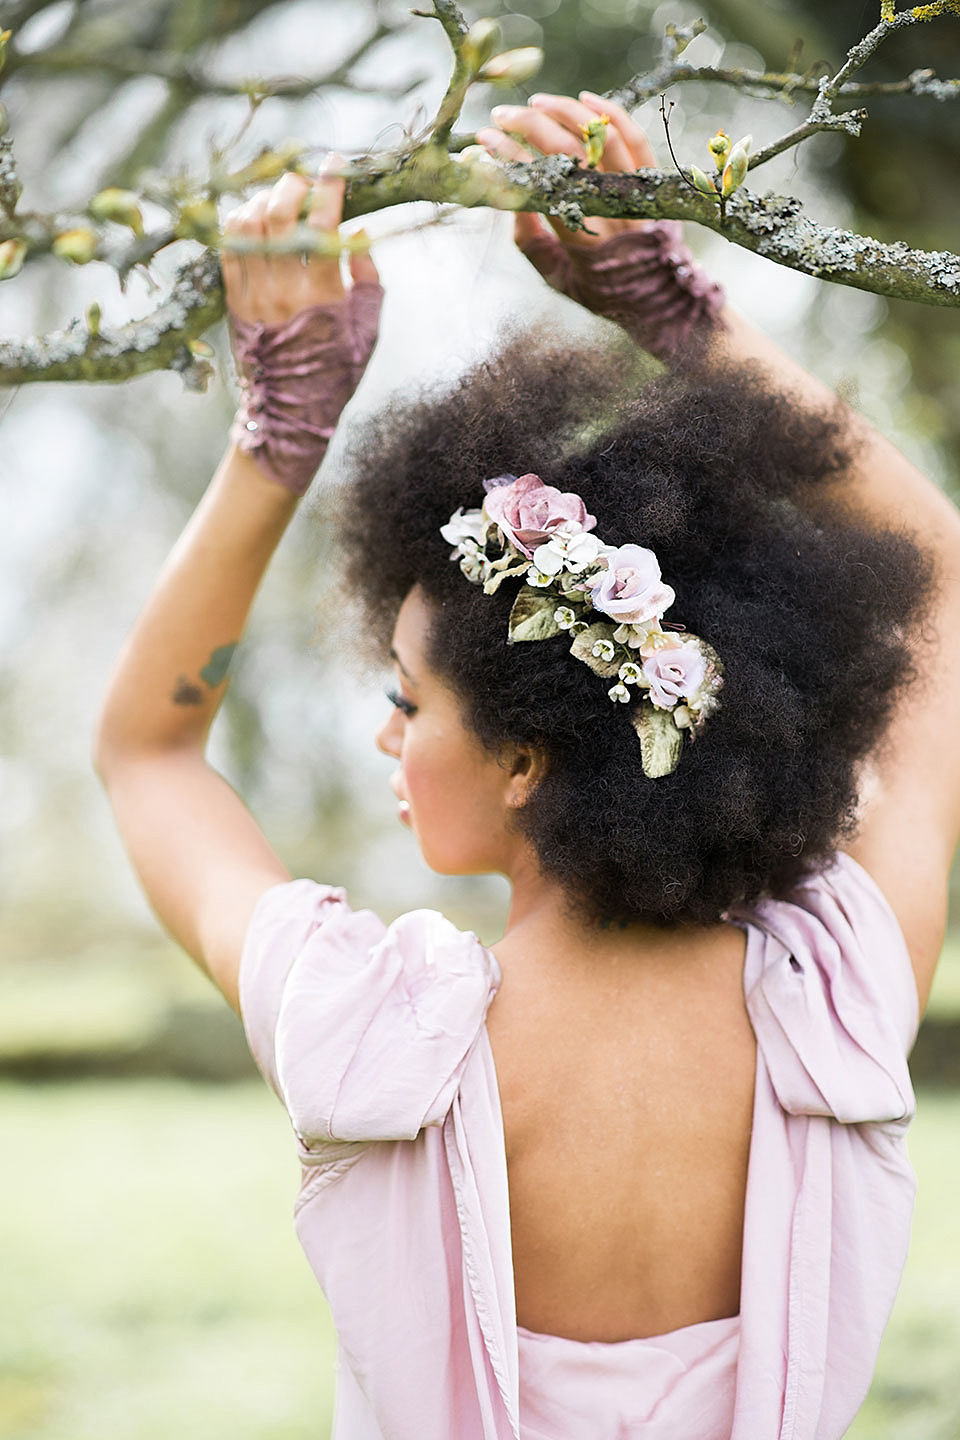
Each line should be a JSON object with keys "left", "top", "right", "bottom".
{"left": 228, "top": 279, "right": 383, "bottom": 496}
{"left": 518, "top": 221, "right": 724, "bottom": 361}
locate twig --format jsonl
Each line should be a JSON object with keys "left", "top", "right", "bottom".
{"left": 610, "top": 2, "right": 960, "bottom": 176}
{"left": 614, "top": 63, "right": 960, "bottom": 108}
{"left": 749, "top": 4, "right": 960, "bottom": 170}
{"left": 658, "top": 95, "right": 709, "bottom": 199}
{"left": 414, "top": 0, "right": 472, "bottom": 148}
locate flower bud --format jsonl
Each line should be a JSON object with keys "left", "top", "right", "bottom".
{"left": 580, "top": 114, "right": 610, "bottom": 170}
{"left": 89, "top": 187, "right": 144, "bottom": 236}
{"left": 188, "top": 338, "right": 215, "bottom": 358}
{"left": 52, "top": 226, "right": 98, "bottom": 264}
{"left": 463, "top": 18, "right": 500, "bottom": 72}
{"left": 688, "top": 165, "right": 717, "bottom": 197}
{"left": 0, "top": 237, "right": 26, "bottom": 280}
{"left": 86, "top": 302, "right": 101, "bottom": 337}
{"left": 707, "top": 131, "right": 731, "bottom": 170}
{"left": 478, "top": 47, "right": 543, "bottom": 86}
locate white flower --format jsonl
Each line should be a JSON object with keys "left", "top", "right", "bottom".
{"left": 613, "top": 621, "right": 659, "bottom": 649}
{"left": 530, "top": 539, "right": 566, "bottom": 577}
{"left": 440, "top": 507, "right": 487, "bottom": 548}
{"left": 618, "top": 662, "right": 643, "bottom": 685}
{"left": 554, "top": 606, "right": 577, "bottom": 630}
{"left": 564, "top": 532, "right": 606, "bottom": 572}
{"left": 527, "top": 567, "right": 554, "bottom": 588}
{"left": 592, "top": 638, "right": 616, "bottom": 661}
{"left": 531, "top": 529, "right": 605, "bottom": 578}
{"left": 607, "top": 682, "right": 631, "bottom": 703}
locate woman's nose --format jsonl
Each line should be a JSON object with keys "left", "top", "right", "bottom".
{"left": 376, "top": 708, "right": 402, "bottom": 758}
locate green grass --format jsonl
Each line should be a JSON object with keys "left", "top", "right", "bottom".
{"left": 2, "top": 1080, "right": 960, "bottom": 1438}
{"left": 0, "top": 1080, "right": 336, "bottom": 1440}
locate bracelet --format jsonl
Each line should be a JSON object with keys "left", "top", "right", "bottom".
{"left": 228, "top": 281, "right": 383, "bottom": 496}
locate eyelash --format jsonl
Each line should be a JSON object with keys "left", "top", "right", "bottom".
{"left": 386, "top": 688, "right": 417, "bottom": 718}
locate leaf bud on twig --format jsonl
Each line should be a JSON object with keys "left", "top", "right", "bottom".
{"left": 0, "top": 237, "right": 26, "bottom": 279}
{"left": 707, "top": 131, "right": 731, "bottom": 170}
{"left": 478, "top": 47, "right": 543, "bottom": 86}
{"left": 688, "top": 164, "right": 718, "bottom": 196}
{"left": 89, "top": 187, "right": 145, "bottom": 236}
{"left": 462, "top": 19, "right": 500, "bottom": 73}
{"left": 720, "top": 134, "right": 751, "bottom": 197}
{"left": 580, "top": 114, "right": 610, "bottom": 169}
{"left": 174, "top": 199, "right": 219, "bottom": 242}
{"left": 52, "top": 227, "right": 99, "bottom": 264}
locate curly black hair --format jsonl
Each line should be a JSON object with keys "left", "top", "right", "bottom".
{"left": 336, "top": 332, "right": 933, "bottom": 926}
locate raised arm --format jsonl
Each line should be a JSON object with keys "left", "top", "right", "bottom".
{"left": 481, "top": 96, "right": 960, "bottom": 1011}
{"left": 95, "top": 169, "right": 380, "bottom": 1012}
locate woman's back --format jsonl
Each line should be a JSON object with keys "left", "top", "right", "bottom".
{"left": 488, "top": 921, "right": 755, "bottom": 1343}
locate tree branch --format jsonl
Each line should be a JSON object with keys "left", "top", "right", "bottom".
{"left": 0, "top": 250, "right": 223, "bottom": 386}
{"left": 3, "top": 0, "right": 960, "bottom": 390}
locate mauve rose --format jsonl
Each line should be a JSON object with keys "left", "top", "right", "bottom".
{"left": 483, "top": 473, "right": 596, "bottom": 558}
{"left": 642, "top": 645, "right": 707, "bottom": 709}
{"left": 586, "top": 544, "right": 675, "bottom": 625}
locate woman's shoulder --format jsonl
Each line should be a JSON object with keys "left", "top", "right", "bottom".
{"left": 239, "top": 879, "right": 501, "bottom": 1144}
{"left": 733, "top": 852, "right": 918, "bottom": 1125}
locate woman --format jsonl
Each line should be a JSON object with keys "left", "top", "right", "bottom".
{"left": 96, "top": 96, "right": 960, "bottom": 1439}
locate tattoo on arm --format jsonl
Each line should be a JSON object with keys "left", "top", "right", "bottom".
{"left": 171, "top": 642, "right": 240, "bottom": 706}
{"left": 200, "top": 643, "right": 239, "bottom": 688}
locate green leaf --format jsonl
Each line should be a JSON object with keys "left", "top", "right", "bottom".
{"left": 199, "top": 642, "right": 238, "bottom": 688}
{"left": 569, "top": 622, "right": 620, "bottom": 677}
{"left": 633, "top": 706, "right": 683, "bottom": 779}
{"left": 507, "top": 588, "right": 562, "bottom": 642}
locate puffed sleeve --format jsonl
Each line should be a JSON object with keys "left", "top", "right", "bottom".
{"left": 736, "top": 853, "right": 918, "bottom": 1124}
{"left": 239, "top": 879, "right": 501, "bottom": 1147}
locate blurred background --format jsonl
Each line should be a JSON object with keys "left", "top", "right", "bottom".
{"left": 2, "top": 0, "right": 960, "bottom": 1435}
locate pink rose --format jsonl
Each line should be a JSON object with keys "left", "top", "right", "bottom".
{"left": 586, "top": 544, "right": 675, "bottom": 625}
{"left": 483, "top": 473, "right": 596, "bottom": 558}
{"left": 642, "top": 645, "right": 707, "bottom": 709}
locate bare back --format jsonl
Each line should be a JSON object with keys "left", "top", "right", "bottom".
{"left": 486, "top": 922, "right": 755, "bottom": 1344}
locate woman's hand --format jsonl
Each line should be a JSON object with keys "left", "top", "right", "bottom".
{"left": 219, "top": 160, "right": 383, "bottom": 496}
{"left": 220, "top": 160, "right": 378, "bottom": 325}
{"left": 476, "top": 91, "right": 655, "bottom": 252}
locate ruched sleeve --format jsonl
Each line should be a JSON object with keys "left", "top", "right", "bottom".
{"left": 238, "top": 879, "right": 502, "bottom": 1152}
{"left": 736, "top": 852, "right": 918, "bottom": 1125}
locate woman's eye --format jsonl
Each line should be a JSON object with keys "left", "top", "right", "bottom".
{"left": 386, "top": 688, "right": 417, "bottom": 718}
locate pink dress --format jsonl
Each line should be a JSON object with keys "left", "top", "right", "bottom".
{"left": 239, "top": 853, "right": 918, "bottom": 1440}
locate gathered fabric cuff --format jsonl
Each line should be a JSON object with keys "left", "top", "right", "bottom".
{"left": 519, "top": 222, "right": 725, "bottom": 361}
{"left": 228, "top": 280, "right": 383, "bottom": 496}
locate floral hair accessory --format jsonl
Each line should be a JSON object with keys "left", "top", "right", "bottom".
{"left": 440, "top": 473, "right": 723, "bottom": 778}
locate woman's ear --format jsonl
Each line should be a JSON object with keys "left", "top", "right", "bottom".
{"left": 504, "top": 746, "right": 549, "bottom": 809}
